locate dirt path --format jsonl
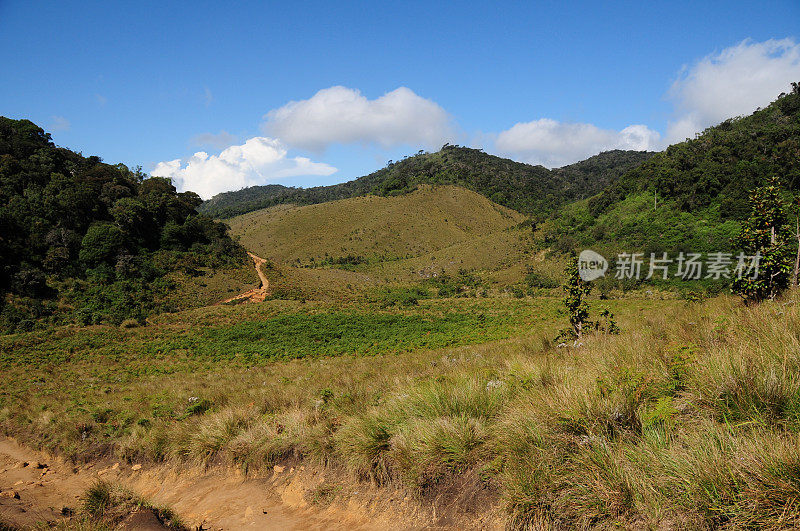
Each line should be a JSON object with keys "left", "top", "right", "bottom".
{"left": 219, "top": 252, "right": 271, "bottom": 305}
{"left": 0, "top": 437, "right": 369, "bottom": 529}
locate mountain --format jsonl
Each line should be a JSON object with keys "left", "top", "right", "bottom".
{"left": 0, "top": 117, "right": 245, "bottom": 331}
{"left": 199, "top": 147, "right": 656, "bottom": 219}
{"left": 542, "top": 84, "right": 800, "bottom": 278}
{"left": 592, "top": 84, "right": 800, "bottom": 220}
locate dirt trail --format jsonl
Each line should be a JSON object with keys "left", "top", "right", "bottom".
{"left": 0, "top": 436, "right": 372, "bottom": 529}
{"left": 219, "top": 252, "right": 270, "bottom": 305}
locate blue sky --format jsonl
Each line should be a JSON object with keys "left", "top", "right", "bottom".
{"left": 2, "top": 1, "right": 799, "bottom": 198}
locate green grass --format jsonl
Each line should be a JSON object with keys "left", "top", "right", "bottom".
{"left": 223, "top": 185, "right": 536, "bottom": 298}
{"left": 0, "top": 296, "right": 571, "bottom": 461}
{"left": 6, "top": 292, "right": 800, "bottom": 528}
{"left": 78, "top": 480, "right": 186, "bottom": 529}
{"left": 0, "top": 298, "right": 553, "bottom": 369}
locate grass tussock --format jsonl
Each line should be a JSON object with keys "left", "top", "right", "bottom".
{"left": 5, "top": 294, "right": 800, "bottom": 527}
{"left": 79, "top": 480, "right": 186, "bottom": 529}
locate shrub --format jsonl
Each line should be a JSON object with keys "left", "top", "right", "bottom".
{"left": 374, "top": 285, "right": 430, "bottom": 307}
{"left": 524, "top": 268, "right": 559, "bottom": 289}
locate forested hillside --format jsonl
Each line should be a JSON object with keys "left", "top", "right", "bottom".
{"left": 591, "top": 83, "right": 800, "bottom": 219}
{"left": 199, "top": 147, "right": 655, "bottom": 219}
{"left": 542, "top": 84, "right": 800, "bottom": 266}
{"left": 0, "top": 118, "right": 245, "bottom": 331}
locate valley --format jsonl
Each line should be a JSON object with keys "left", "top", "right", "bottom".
{"left": 1, "top": 87, "right": 800, "bottom": 529}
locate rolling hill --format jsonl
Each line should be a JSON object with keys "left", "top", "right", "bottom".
{"left": 200, "top": 147, "right": 655, "bottom": 219}
{"left": 225, "top": 185, "right": 553, "bottom": 299}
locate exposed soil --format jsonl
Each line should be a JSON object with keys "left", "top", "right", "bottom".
{"left": 0, "top": 437, "right": 502, "bottom": 529}
{"left": 218, "top": 252, "right": 270, "bottom": 305}
{"left": 0, "top": 436, "right": 357, "bottom": 529}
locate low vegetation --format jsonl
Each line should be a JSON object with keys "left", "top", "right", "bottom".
{"left": 68, "top": 480, "right": 185, "bottom": 530}
{"left": 224, "top": 185, "right": 538, "bottom": 298}
{"left": 5, "top": 291, "right": 800, "bottom": 527}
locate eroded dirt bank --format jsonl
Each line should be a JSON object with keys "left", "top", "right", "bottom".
{"left": 0, "top": 437, "right": 501, "bottom": 529}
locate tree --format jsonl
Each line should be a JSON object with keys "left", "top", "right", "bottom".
{"left": 555, "top": 256, "right": 620, "bottom": 343}
{"left": 557, "top": 257, "right": 593, "bottom": 342}
{"left": 78, "top": 222, "right": 124, "bottom": 266}
{"left": 731, "top": 176, "right": 793, "bottom": 302}
{"left": 111, "top": 197, "right": 152, "bottom": 242}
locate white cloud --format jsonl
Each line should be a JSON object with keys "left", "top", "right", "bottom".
{"left": 190, "top": 130, "right": 237, "bottom": 150}
{"left": 494, "top": 38, "right": 800, "bottom": 166}
{"left": 495, "top": 119, "right": 661, "bottom": 168}
{"left": 151, "top": 136, "right": 337, "bottom": 199}
{"left": 262, "top": 86, "right": 456, "bottom": 151}
{"left": 666, "top": 38, "right": 800, "bottom": 142}
{"left": 49, "top": 115, "right": 70, "bottom": 132}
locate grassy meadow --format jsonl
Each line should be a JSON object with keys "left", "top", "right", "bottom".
{"left": 224, "top": 185, "right": 548, "bottom": 300}
{"left": 4, "top": 289, "right": 800, "bottom": 528}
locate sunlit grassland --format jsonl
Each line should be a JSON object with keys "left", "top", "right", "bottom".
{"left": 226, "top": 185, "right": 525, "bottom": 266}
{"left": 0, "top": 296, "right": 650, "bottom": 459}
{"left": 4, "top": 294, "right": 800, "bottom": 528}
{"left": 223, "top": 185, "right": 540, "bottom": 298}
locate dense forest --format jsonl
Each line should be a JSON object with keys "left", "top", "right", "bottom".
{"left": 199, "top": 147, "right": 655, "bottom": 219}
{"left": 591, "top": 83, "right": 800, "bottom": 219}
{"left": 541, "top": 85, "right": 800, "bottom": 290}
{"left": 0, "top": 118, "right": 244, "bottom": 331}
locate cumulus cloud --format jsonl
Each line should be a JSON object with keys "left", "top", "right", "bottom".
{"left": 49, "top": 115, "right": 70, "bottom": 132}
{"left": 494, "top": 38, "right": 800, "bottom": 166}
{"left": 152, "top": 136, "right": 337, "bottom": 199}
{"left": 262, "top": 86, "right": 456, "bottom": 151}
{"left": 189, "top": 130, "right": 237, "bottom": 150}
{"left": 666, "top": 38, "right": 800, "bottom": 142}
{"left": 495, "top": 119, "right": 661, "bottom": 168}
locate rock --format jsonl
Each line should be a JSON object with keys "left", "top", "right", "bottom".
{"left": 131, "top": 464, "right": 142, "bottom": 471}
{"left": 273, "top": 465, "right": 285, "bottom": 474}
{"left": 0, "top": 490, "right": 20, "bottom": 499}
{"left": 119, "top": 508, "right": 166, "bottom": 530}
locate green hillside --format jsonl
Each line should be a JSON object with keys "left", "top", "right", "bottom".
{"left": 225, "top": 185, "right": 553, "bottom": 299}
{"left": 200, "top": 147, "right": 655, "bottom": 219}
{"left": 0, "top": 117, "right": 247, "bottom": 331}
{"left": 542, "top": 85, "right": 800, "bottom": 286}
{"left": 591, "top": 83, "right": 800, "bottom": 219}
